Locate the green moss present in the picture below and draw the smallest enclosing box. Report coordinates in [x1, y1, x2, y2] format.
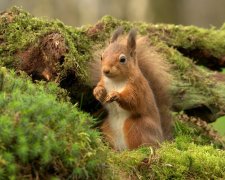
[157, 42, 224, 118]
[104, 112, 225, 179]
[0, 7, 91, 81]
[143, 114, 225, 179]
[104, 118, 225, 179]
[1, 66, 225, 179]
[107, 147, 153, 178]
[0, 67, 107, 179]
[1, 8, 225, 179]
[151, 142, 225, 179]
[212, 116, 225, 136]
[0, 7, 55, 56]
[145, 24, 225, 58]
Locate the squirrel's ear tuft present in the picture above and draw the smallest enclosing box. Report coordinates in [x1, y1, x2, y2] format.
[127, 29, 137, 57]
[111, 26, 124, 43]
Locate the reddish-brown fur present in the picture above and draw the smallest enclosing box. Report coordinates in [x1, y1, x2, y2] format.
[93, 28, 169, 150]
[124, 115, 162, 149]
[136, 38, 173, 140]
[89, 31, 172, 142]
[100, 65, 163, 149]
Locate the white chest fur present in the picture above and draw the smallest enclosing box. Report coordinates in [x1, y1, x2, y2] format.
[104, 77, 130, 150]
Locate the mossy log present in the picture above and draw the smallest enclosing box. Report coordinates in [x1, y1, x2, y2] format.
[1, 7, 225, 121]
[1, 7, 225, 179]
[1, 7, 225, 123]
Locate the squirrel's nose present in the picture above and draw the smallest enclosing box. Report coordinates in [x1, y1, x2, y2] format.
[103, 68, 110, 75]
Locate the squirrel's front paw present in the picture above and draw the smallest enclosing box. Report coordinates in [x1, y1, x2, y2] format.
[93, 85, 107, 103]
[105, 91, 120, 103]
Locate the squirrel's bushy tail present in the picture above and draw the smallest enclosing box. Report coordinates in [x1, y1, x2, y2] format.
[136, 37, 173, 140]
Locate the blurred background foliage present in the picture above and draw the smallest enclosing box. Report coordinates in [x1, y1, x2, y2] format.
[1, 0, 225, 28]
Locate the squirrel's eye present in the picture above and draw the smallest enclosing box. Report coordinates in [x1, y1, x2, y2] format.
[100, 55, 103, 61]
[119, 54, 127, 64]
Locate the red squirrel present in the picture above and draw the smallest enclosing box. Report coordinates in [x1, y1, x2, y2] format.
[93, 28, 172, 150]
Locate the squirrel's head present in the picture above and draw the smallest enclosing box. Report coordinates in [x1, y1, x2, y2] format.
[101, 27, 137, 80]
